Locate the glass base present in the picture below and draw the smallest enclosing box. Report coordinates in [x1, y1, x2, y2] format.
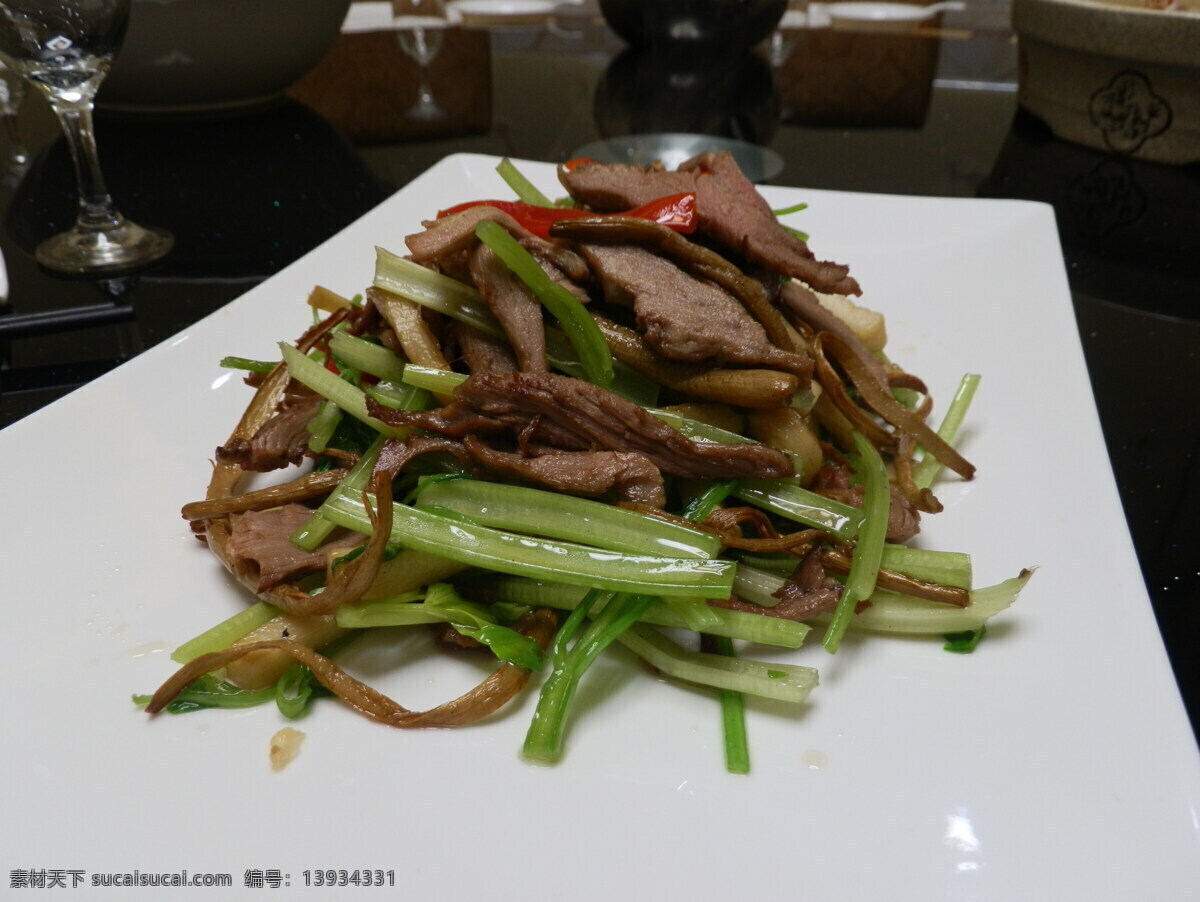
[35, 218, 174, 275]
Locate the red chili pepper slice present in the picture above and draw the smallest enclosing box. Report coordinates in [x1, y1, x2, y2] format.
[437, 193, 698, 240]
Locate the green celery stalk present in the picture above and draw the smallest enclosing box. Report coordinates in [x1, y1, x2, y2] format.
[364, 379, 431, 411]
[171, 601, 281, 663]
[617, 624, 817, 704]
[648, 409, 754, 446]
[290, 434, 386, 552]
[328, 331, 409, 384]
[279, 342, 409, 438]
[714, 635, 750, 775]
[305, 399, 342, 453]
[474, 219, 613, 388]
[823, 571, 1032, 634]
[822, 432, 890, 652]
[321, 490, 736, 599]
[413, 478, 721, 560]
[220, 355, 277, 374]
[402, 364, 467, 395]
[737, 546, 972, 590]
[274, 664, 327, 719]
[913, 373, 981, 489]
[736, 479, 863, 541]
[374, 248, 502, 336]
[943, 626, 987, 653]
[877, 545, 972, 590]
[336, 587, 543, 670]
[660, 596, 723, 631]
[333, 591, 437, 628]
[424, 583, 543, 670]
[522, 593, 654, 765]
[737, 565, 1031, 635]
[133, 675, 276, 713]
[486, 576, 809, 648]
[680, 479, 741, 522]
[496, 156, 556, 207]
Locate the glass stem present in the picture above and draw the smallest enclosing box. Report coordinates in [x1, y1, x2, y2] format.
[50, 99, 124, 232]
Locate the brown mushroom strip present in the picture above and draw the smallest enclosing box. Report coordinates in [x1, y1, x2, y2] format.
[146, 609, 559, 727]
[814, 331, 976, 480]
[892, 434, 944, 515]
[551, 216, 805, 359]
[181, 468, 349, 521]
[302, 473, 396, 614]
[591, 312, 800, 408]
[779, 280, 889, 386]
[700, 506, 826, 554]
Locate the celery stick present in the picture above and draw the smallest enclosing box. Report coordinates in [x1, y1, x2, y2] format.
[364, 380, 431, 411]
[374, 248, 502, 336]
[736, 479, 862, 541]
[322, 490, 736, 598]
[171, 601, 281, 663]
[648, 409, 754, 446]
[336, 587, 543, 669]
[822, 432, 889, 653]
[280, 342, 409, 438]
[414, 478, 721, 560]
[328, 331, 409, 384]
[496, 156, 556, 207]
[714, 635, 750, 775]
[290, 435, 385, 552]
[618, 624, 817, 703]
[551, 589, 604, 664]
[878, 545, 972, 590]
[523, 593, 654, 765]
[821, 570, 1032, 634]
[738, 546, 972, 590]
[680, 479, 740, 522]
[133, 675, 277, 713]
[661, 596, 723, 631]
[475, 219, 613, 388]
[487, 576, 809, 648]
[732, 563, 789, 608]
[220, 355, 277, 374]
[913, 373, 981, 489]
[402, 364, 467, 395]
[738, 564, 1031, 634]
[544, 329, 661, 407]
[305, 399, 342, 453]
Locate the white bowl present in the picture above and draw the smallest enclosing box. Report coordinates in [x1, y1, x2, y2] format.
[99, 0, 352, 114]
[825, 1, 963, 30]
[1013, 0, 1200, 164]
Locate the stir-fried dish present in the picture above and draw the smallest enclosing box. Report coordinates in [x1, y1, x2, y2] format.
[140, 154, 1030, 771]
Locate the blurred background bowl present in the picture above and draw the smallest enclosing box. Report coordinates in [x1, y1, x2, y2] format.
[1012, 0, 1200, 164]
[98, 0, 352, 115]
[598, 0, 787, 52]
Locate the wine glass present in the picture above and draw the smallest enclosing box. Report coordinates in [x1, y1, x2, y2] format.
[0, 0, 172, 274]
[393, 0, 449, 121]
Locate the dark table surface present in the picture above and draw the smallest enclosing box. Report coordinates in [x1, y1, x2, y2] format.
[1, 7, 1196, 742]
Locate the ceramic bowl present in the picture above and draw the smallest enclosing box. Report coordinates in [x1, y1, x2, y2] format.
[1012, 0, 1200, 164]
[598, 0, 788, 51]
[99, 0, 352, 114]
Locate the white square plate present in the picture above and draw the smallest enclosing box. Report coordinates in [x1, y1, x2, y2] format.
[2, 154, 1197, 899]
